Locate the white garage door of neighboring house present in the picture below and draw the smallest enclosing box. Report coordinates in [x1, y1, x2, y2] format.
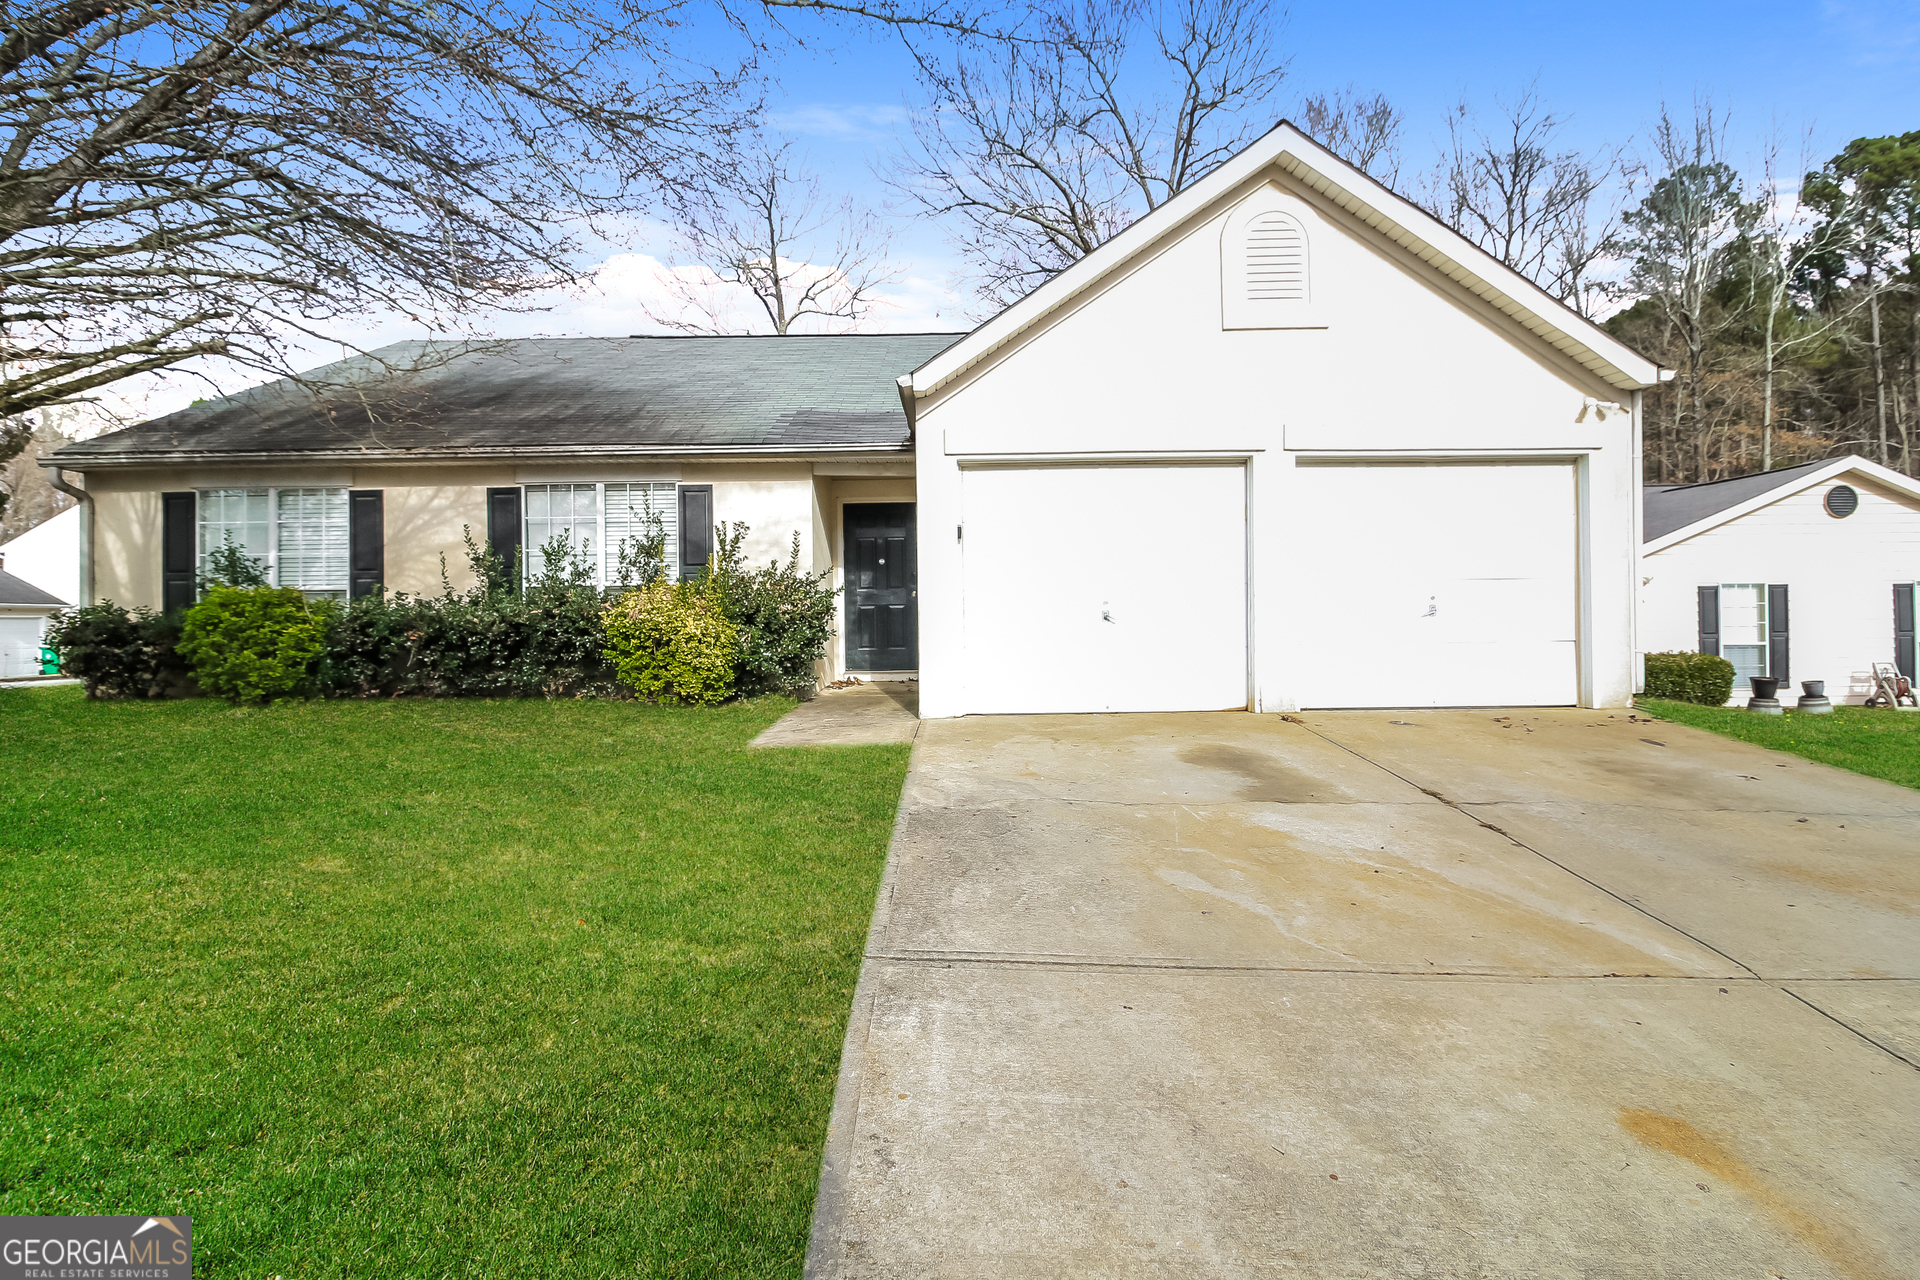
[0, 616, 46, 679]
[1291, 461, 1579, 708]
[962, 464, 1248, 714]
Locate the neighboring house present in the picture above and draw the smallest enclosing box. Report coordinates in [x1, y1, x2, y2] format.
[45, 123, 1663, 713]
[0, 505, 81, 608]
[1642, 455, 1920, 704]
[0, 563, 65, 679]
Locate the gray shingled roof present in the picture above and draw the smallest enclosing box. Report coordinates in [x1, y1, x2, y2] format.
[1643, 459, 1836, 541]
[0, 566, 66, 607]
[53, 334, 965, 464]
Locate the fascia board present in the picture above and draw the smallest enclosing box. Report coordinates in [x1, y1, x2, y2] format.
[907, 123, 1662, 398]
[1643, 456, 1920, 554]
[40, 442, 914, 470]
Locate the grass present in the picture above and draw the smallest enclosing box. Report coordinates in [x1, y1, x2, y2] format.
[0, 686, 910, 1277]
[1637, 697, 1920, 791]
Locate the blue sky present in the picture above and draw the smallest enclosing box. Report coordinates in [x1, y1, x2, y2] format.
[751, 0, 1920, 303]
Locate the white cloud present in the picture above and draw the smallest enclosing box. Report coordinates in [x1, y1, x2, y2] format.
[766, 102, 913, 140]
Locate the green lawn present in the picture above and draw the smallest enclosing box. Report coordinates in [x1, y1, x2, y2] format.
[0, 687, 909, 1277]
[1637, 697, 1920, 791]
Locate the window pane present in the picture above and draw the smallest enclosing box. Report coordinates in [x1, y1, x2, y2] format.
[1718, 583, 1767, 645]
[277, 488, 349, 599]
[523, 484, 598, 580]
[197, 488, 270, 586]
[1725, 644, 1769, 688]
[603, 482, 678, 585]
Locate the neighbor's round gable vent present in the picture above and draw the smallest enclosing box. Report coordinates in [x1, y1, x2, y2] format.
[1825, 484, 1859, 518]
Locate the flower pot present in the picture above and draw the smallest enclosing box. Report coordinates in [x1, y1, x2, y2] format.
[1749, 676, 1780, 700]
[1800, 680, 1825, 698]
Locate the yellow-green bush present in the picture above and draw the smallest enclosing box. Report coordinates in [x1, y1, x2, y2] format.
[602, 580, 738, 706]
[1643, 650, 1737, 705]
[178, 585, 326, 704]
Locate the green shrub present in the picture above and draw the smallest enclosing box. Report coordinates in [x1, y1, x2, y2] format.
[708, 524, 839, 697]
[1644, 651, 1736, 705]
[178, 585, 327, 704]
[44, 603, 189, 699]
[602, 580, 739, 706]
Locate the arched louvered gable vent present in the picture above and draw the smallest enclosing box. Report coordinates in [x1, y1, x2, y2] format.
[1825, 484, 1859, 518]
[1221, 194, 1323, 330]
[1245, 211, 1307, 302]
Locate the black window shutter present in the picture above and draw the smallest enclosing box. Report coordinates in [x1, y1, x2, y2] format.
[678, 485, 713, 580]
[1897, 584, 1917, 681]
[348, 490, 384, 599]
[161, 491, 196, 613]
[1767, 584, 1789, 683]
[1697, 585, 1720, 656]
[486, 487, 522, 588]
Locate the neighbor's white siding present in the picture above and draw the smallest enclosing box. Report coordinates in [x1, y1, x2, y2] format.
[914, 171, 1642, 716]
[1643, 475, 1920, 703]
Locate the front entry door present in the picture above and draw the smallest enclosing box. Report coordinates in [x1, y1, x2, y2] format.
[844, 503, 917, 671]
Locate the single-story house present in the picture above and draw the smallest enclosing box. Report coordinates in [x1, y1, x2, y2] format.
[1642, 455, 1920, 703]
[45, 122, 1663, 714]
[0, 561, 65, 679]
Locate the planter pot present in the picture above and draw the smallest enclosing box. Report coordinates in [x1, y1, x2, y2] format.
[1800, 680, 1825, 698]
[1797, 679, 1833, 714]
[1750, 676, 1781, 700]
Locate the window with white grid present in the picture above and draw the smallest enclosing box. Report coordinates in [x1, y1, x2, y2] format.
[1719, 583, 1769, 686]
[603, 482, 678, 585]
[197, 487, 348, 599]
[197, 489, 270, 581]
[523, 484, 600, 581]
[276, 488, 350, 599]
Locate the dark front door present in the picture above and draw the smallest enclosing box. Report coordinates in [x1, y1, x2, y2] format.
[844, 503, 917, 671]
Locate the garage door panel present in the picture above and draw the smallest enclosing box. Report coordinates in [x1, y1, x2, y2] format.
[1293, 462, 1578, 709]
[962, 465, 1247, 714]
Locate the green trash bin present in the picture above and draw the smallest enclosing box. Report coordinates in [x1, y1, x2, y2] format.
[39, 645, 60, 676]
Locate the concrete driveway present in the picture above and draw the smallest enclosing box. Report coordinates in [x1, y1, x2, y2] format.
[806, 709, 1920, 1279]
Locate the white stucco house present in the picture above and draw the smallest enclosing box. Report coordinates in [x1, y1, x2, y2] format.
[1642, 455, 1920, 703]
[44, 122, 1663, 714]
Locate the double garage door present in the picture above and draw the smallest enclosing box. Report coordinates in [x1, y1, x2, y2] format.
[959, 460, 1578, 712]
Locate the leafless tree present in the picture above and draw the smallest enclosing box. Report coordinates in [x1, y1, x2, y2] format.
[1298, 86, 1403, 186]
[648, 141, 900, 333]
[1429, 84, 1621, 315]
[890, 0, 1290, 308]
[0, 0, 775, 429]
[1616, 101, 1765, 481]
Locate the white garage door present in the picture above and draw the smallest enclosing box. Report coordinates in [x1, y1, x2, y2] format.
[962, 464, 1247, 713]
[1, 616, 46, 679]
[1291, 461, 1578, 708]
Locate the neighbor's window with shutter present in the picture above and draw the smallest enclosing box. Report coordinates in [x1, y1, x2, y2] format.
[196, 487, 349, 599]
[603, 482, 678, 585]
[1719, 583, 1769, 686]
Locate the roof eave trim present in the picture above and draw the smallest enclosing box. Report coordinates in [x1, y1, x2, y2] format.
[1644, 455, 1920, 552]
[907, 123, 1661, 398]
[42, 442, 916, 469]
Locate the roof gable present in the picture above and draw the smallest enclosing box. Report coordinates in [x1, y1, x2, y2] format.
[903, 122, 1663, 400]
[1644, 455, 1920, 550]
[0, 566, 65, 607]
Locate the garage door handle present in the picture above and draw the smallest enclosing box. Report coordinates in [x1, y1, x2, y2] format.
[1102, 605, 1114, 623]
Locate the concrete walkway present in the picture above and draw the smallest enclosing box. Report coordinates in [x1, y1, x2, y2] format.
[808, 709, 1920, 1279]
[750, 682, 920, 748]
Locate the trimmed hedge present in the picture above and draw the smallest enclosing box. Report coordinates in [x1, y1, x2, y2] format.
[603, 580, 739, 705]
[43, 604, 189, 699]
[1644, 651, 1736, 705]
[179, 585, 327, 704]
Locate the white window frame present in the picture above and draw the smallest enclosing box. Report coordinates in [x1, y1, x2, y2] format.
[196, 487, 350, 600]
[1719, 582, 1769, 686]
[521, 482, 680, 587]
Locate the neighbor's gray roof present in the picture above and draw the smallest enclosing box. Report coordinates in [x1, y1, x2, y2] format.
[0, 566, 65, 607]
[53, 334, 965, 465]
[1643, 460, 1836, 541]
